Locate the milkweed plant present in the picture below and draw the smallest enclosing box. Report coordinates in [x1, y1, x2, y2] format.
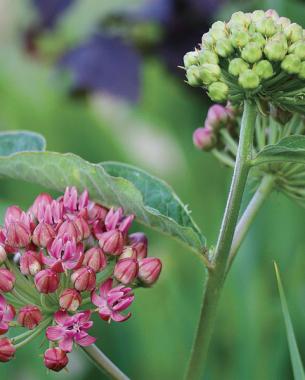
[0, 9, 305, 380]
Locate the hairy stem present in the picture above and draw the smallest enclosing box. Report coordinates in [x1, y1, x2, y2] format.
[81, 345, 130, 380]
[226, 175, 275, 273]
[185, 100, 257, 380]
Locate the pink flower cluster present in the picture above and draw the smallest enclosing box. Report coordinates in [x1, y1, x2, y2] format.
[0, 187, 162, 371]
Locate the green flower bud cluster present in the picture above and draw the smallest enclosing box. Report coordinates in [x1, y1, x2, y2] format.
[183, 9, 305, 108]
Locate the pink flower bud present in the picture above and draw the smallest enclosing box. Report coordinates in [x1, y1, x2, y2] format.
[59, 288, 82, 311]
[20, 250, 43, 276]
[119, 215, 135, 235]
[17, 305, 42, 330]
[6, 222, 31, 248]
[34, 269, 59, 293]
[99, 230, 124, 255]
[83, 247, 107, 272]
[193, 127, 216, 151]
[4, 206, 23, 228]
[87, 203, 108, 223]
[30, 193, 53, 219]
[129, 232, 148, 259]
[105, 208, 123, 231]
[57, 220, 82, 242]
[119, 246, 137, 260]
[206, 104, 229, 130]
[114, 258, 138, 285]
[73, 217, 90, 240]
[0, 269, 15, 292]
[71, 266, 96, 291]
[0, 338, 15, 362]
[138, 257, 162, 285]
[44, 348, 69, 372]
[0, 246, 7, 264]
[32, 222, 55, 247]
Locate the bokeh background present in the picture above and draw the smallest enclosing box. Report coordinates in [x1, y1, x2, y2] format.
[0, 0, 304, 379]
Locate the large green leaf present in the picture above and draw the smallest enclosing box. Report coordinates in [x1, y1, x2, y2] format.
[274, 262, 305, 380]
[252, 136, 305, 166]
[0, 147, 205, 254]
[0, 131, 46, 156]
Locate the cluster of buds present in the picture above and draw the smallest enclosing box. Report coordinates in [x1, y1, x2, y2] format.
[184, 10, 305, 111]
[193, 103, 239, 151]
[0, 187, 162, 371]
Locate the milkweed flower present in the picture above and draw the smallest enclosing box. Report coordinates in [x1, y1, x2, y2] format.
[0, 186, 162, 371]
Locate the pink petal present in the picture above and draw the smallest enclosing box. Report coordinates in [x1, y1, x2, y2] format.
[75, 331, 96, 347]
[99, 279, 113, 298]
[77, 310, 91, 324]
[112, 296, 134, 312]
[46, 326, 65, 341]
[111, 311, 131, 322]
[59, 336, 74, 352]
[0, 295, 6, 310]
[91, 292, 104, 307]
[54, 310, 69, 326]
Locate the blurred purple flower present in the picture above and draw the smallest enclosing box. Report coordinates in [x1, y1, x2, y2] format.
[58, 34, 141, 102]
[32, 0, 75, 29]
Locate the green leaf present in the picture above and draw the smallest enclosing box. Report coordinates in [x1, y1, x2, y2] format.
[252, 136, 305, 166]
[0, 152, 205, 254]
[274, 262, 305, 380]
[0, 131, 46, 156]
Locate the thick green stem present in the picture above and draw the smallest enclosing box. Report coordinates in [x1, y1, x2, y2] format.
[185, 100, 257, 380]
[81, 345, 130, 380]
[226, 175, 275, 273]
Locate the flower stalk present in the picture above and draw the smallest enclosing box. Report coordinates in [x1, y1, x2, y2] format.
[185, 100, 257, 379]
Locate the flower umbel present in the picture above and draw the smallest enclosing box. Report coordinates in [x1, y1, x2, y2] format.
[0, 187, 162, 371]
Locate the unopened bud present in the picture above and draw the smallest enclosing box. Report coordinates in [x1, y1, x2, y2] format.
[186, 66, 201, 87]
[281, 54, 302, 74]
[0, 246, 7, 265]
[183, 51, 199, 68]
[253, 60, 274, 79]
[59, 288, 82, 311]
[119, 246, 137, 260]
[255, 17, 278, 37]
[0, 269, 15, 292]
[32, 222, 55, 247]
[71, 266, 96, 291]
[230, 30, 249, 48]
[238, 69, 260, 89]
[199, 63, 221, 85]
[249, 32, 266, 48]
[17, 305, 42, 329]
[138, 257, 162, 285]
[208, 82, 229, 102]
[198, 50, 219, 65]
[285, 23, 303, 43]
[241, 42, 262, 63]
[0, 338, 15, 362]
[20, 250, 42, 276]
[6, 222, 30, 248]
[264, 39, 287, 61]
[228, 58, 249, 77]
[193, 127, 216, 151]
[289, 41, 305, 60]
[99, 230, 124, 256]
[83, 247, 107, 272]
[215, 38, 234, 58]
[129, 232, 148, 259]
[114, 258, 139, 285]
[34, 269, 59, 294]
[44, 348, 69, 372]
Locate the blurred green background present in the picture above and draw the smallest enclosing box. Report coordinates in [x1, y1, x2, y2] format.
[0, 0, 305, 379]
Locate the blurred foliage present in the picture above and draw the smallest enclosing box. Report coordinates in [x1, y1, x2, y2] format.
[0, 0, 305, 379]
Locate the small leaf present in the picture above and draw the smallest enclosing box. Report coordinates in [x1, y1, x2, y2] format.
[252, 136, 305, 166]
[274, 262, 305, 380]
[0, 131, 46, 156]
[0, 152, 205, 255]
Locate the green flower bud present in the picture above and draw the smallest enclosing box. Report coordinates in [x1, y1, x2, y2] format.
[215, 38, 234, 58]
[252, 10, 265, 23]
[198, 50, 219, 65]
[264, 39, 287, 61]
[281, 54, 302, 74]
[278, 17, 291, 29]
[201, 33, 214, 48]
[255, 17, 278, 37]
[199, 63, 221, 85]
[253, 60, 274, 79]
[289, 41, 305, 60]
[285, 23, 303, 43]
[238, 69, 260, 89]
[228, 58, 249, 76]
[183, 51, 199, 68]
[241, 42, 262, 63]
[230, 30, 249, 48]
[208, 82, 229, 102]
[210, 21, 227, 40]
[230, 11, 251, 27]
[249, 32, 266, 48]
[298, 62, 305, 79]
[186, 66, 201, 86]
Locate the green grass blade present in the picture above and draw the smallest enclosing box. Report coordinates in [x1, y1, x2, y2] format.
[274, 262, 305, 380]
